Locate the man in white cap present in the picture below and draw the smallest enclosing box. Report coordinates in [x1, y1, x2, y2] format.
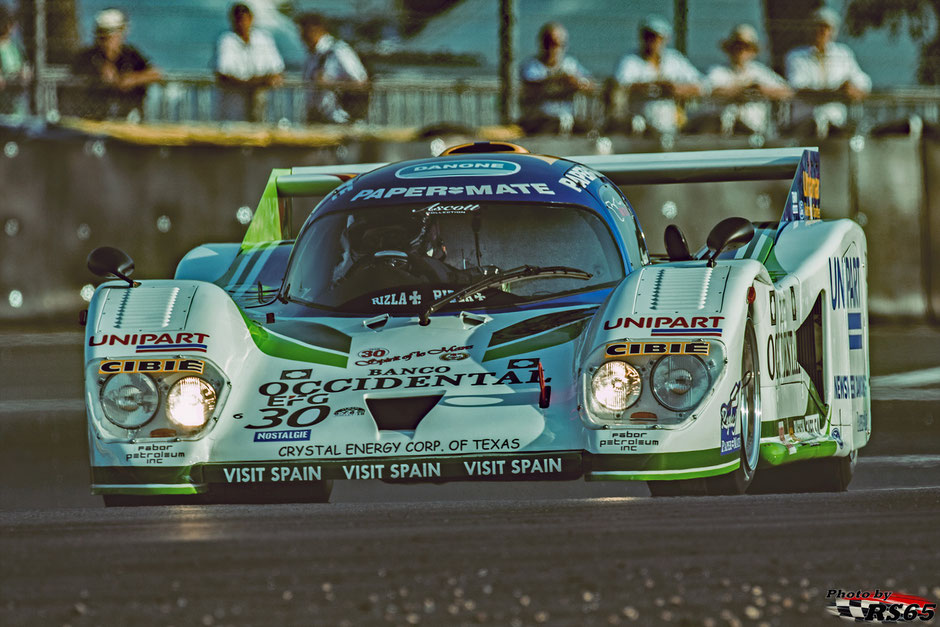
[702, 24, 792, 135]
[71, 8, 162, 120]
[785, 7, 870, 135]
[614, 14, 703, 134]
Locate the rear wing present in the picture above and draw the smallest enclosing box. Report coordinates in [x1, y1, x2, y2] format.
[243, 147, 820, 248]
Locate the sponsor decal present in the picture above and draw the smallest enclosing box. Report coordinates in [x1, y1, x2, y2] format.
[125, 443, 184, 465]
[418, 202, 480, 215]
[98, 358, 204, 375]
[431, 288, 485, 302]
[333, 407, 365, 416]
[350, 183, 554, 201]
[558, 165, 600, 192]
[371, 290, 422, 306]
[355, 345, 473, 367]
[395, 160, 521, 179]
[766, 328, 799, 380]
[829, 256, 862, 310]
[831, 427, 844, 450]
[599, 431, 661, 452]
[825, 589, 935, 623]
[803, 171, 820, 219]
[605, 341, 708, 357]
[720, 381, 742, 455]
[217, 453, 573, 482]
[439, 352, 469, 361]
[599, 184, 630, 221]
[833, 374, 868, 400]
[507, 358, 540, 369]
[857, 411, 869, 432]
[253, 429, 312, 443]
[603, 316, 723, 336]
[88, 332, 209, 353]
[769, 291, 777, 326]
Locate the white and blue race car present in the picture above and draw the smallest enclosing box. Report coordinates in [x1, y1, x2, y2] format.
[83, 142, 870, 504]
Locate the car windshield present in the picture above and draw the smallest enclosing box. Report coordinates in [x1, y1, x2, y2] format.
[284, 202, 626, 314]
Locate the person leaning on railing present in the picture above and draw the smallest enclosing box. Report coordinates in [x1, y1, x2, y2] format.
[517, 21, 595, 135]
[296, 12, 369, 125]
[689, 24, 792, 136]
[69, 9, 162, 122]
[214, 2, 284, 123]
[612, 14, 704, 135]
[785, 7, 871, 137]
[0, 4, 31, 116]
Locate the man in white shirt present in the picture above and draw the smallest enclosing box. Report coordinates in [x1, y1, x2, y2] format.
[297, 13, 369, 124]
[215, 2, 284, 122]
[518, 22, 594, 134]
[702, 24, 792, 135]
[785, 7, 871, 136]
[614, 15, 703, 134]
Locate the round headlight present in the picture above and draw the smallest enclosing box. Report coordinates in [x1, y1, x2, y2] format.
[591, 360, 642, 412]
[166, 377, 217, 429]
[651, 355, 711, 411]
[100, 373, 159, 429]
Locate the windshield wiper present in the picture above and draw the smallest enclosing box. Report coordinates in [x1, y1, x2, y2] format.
[418, 265, 592, 326]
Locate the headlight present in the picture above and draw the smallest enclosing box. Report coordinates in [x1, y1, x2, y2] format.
[591, 360, 641, 412]
[651, 355, 711, 411]
[166, 377, 217, 429]
[100, 373, 159, 429]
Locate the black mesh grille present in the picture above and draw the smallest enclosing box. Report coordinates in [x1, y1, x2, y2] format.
[366, 395, 443, 431]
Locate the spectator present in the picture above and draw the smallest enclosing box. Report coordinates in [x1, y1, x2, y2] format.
[0, 4, 30, 116]
[700, 24, 792, 135]
[215, 2, 284, 122]
[518, 22, 594, 134]
[297, 12, 369, 125]
[614, 15, 703, 134]
[71, 9, 161, 121]
[785, 7, 871, 136]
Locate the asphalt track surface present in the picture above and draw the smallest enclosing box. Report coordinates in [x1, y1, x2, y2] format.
[1, 325, 939, 626]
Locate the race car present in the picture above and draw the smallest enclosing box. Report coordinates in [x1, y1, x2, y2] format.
[83, 141, 870, 504]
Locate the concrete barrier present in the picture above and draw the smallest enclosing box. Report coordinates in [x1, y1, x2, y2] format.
[0, 123, 935, 322]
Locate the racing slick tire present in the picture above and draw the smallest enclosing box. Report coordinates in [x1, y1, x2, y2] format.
[705, 318, 761, 495]
[649, 318, 761, 497]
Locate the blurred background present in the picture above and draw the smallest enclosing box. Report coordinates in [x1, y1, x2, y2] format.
[0, 0, 937, 324]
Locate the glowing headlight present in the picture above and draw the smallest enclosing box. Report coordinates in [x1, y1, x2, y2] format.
[651, 355, 711, 411]
[100, 373, 159, 429]
[591, 361, 641, 412]
[166, 377, 217, 429]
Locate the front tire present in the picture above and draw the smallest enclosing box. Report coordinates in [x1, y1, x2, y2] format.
[706, 318, 761, 495]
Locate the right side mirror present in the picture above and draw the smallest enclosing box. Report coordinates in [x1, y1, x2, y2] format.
[705, 218, 754, 267]
[87, 246, 137, 287]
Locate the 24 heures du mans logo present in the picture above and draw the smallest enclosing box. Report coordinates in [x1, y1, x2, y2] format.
[826, 589, 936, 622]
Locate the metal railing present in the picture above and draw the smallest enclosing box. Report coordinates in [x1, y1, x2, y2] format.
[20, 67, 940, 132]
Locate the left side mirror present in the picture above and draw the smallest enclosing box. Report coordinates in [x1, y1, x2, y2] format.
[87, 246, 138, 287]
[705, 218, 754, 267]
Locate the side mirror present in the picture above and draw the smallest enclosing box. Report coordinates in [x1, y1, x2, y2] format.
[664, 224, 692, 261]
[705, 218, 754, 267]
[87, 246, 138, 287]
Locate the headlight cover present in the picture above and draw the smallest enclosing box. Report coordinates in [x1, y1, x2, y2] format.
[590, 360, 642, 413]
[651, 355, 711, 412]
[100, 373, 160, 429]
[166, 376, 217, 430]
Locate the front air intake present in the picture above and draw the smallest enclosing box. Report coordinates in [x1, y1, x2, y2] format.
[366, 395, 443, 431]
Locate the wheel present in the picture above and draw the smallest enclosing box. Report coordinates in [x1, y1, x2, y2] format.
[749, 450, 856, 493]
[706, 317, 761, 495]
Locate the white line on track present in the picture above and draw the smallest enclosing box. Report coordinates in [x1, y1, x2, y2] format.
[0, 399, 86, 413]
[868, 388, 940, 401]
[0, 332, 83, 348]
[859, 455, 940, 467]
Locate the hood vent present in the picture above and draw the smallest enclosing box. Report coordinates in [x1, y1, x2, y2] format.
[636, 267, 728, 311]
[98, 285, 196, 331]
[367, 395, 443, 431]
